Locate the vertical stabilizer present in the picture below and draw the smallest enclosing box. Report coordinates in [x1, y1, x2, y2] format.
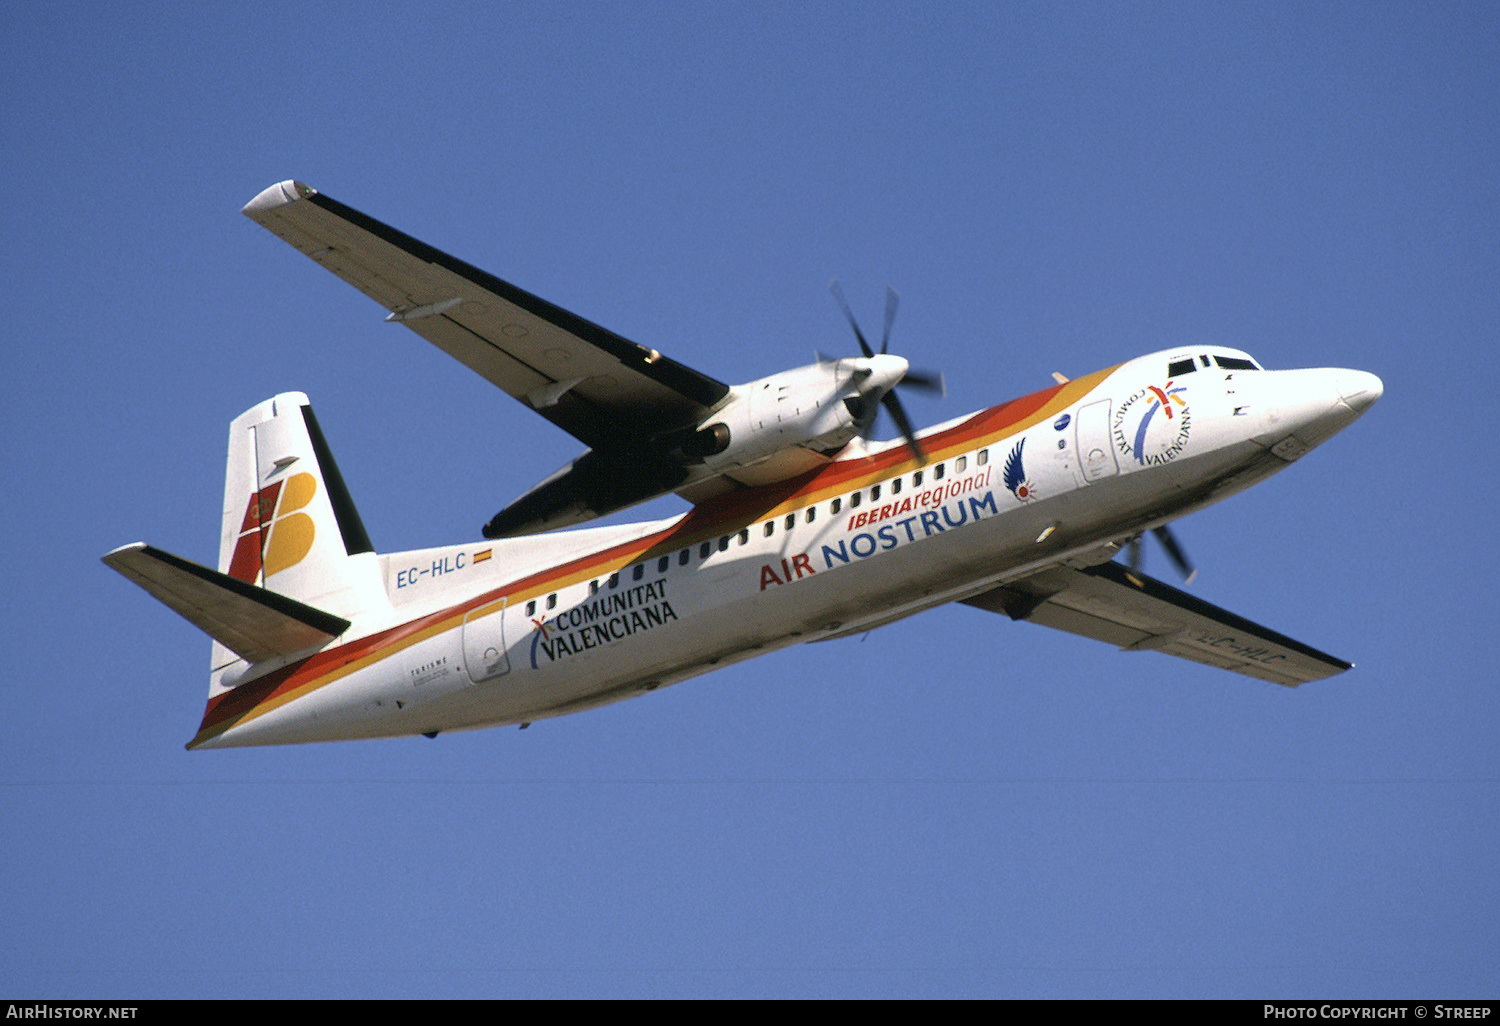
[215, 394, 385, 677]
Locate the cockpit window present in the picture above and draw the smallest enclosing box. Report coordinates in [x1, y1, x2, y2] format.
[1168, 358, 1196, 376]
[1213, 356, 1260, 370]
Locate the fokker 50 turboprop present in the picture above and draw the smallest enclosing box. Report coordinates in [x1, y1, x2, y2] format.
[103, 180, 1382, 748]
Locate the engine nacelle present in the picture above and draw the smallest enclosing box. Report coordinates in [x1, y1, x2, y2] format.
[485, 354, 912, 537]
[695, 361, 863, 472]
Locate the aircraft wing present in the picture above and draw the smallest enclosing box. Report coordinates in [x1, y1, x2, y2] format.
[242, 181, 731, 453]
[963, 559, 1351, 686]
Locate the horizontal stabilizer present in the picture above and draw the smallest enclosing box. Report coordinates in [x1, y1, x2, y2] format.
[963, 559, 1351, 686]
[102, 543, 350, 664]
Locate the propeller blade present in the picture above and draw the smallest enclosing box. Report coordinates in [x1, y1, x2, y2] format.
[899, 368, 946, 396]
[828, 280, 942, 464]
[828, 279, 875, 359]
[881, 285, 899, 355]
[880, 391, 925, 465]
[1152, 526, 1197, 584]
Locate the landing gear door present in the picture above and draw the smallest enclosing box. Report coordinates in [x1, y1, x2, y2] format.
[1075, 399, 1119, 482]
[463, 598, 511, 683]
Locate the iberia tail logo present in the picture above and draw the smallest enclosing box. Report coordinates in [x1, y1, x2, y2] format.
[227, 472, 318, 582]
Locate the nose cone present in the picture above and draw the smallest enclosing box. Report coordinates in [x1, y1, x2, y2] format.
[1337, 369, 1383, 415]
[1257, 366, 1382, 458]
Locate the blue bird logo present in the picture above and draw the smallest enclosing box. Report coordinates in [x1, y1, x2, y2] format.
[1003, 439, 1034, 500]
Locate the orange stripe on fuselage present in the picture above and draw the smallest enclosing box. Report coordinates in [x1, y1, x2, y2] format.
[190, 368, 1115, 745]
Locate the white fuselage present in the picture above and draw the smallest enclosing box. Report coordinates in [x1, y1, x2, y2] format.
[190, 348, 1380, 748]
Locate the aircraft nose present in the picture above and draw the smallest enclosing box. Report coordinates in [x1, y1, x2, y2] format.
[1254, 366, 1381, 459]
[1337, 369, 1383, 415]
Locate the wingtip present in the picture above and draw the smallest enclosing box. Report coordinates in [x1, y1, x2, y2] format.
[242, 179, 315, 218]
[101, 541, 148, 565]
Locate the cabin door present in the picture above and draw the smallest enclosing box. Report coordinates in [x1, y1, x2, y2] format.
[1075, 399, 1119, 482]
[462, 598, 512, 683]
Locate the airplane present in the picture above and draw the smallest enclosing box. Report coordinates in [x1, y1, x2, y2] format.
[102, 180, 1383, 749]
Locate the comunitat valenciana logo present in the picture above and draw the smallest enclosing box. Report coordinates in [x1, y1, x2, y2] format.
[1113, 380, 1190, 466]
[226, 472, 318, 582]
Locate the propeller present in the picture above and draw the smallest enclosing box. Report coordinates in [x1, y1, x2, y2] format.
[828, 280, 945, 463]
[1126, 526, 1198, 584]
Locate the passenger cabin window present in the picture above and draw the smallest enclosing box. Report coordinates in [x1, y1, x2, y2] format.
[934, 463, 945, 480]
[830, 497, 841, 514]
[678, 548, 691, 566]
[785, 514, 795, 530]
[547, 593, 557, 610]
[633, 563, 645, 581]
[892, 477, 902, 494]
[850, 491, 861, 508]
[589, 580, 599, 595]
[1168, 358, 1196, 376]
[870, 484, 881, 500]
[955, 455, 967, 473]
[738, 528, 749, 545]
[608, 572, 619, 589]
[658, 556, 670, 573]
[718, 535, 730, 552]
[805, 507, 816, 524]
[699, 542, 712, 560]
[977, 449, 988, 466]
[912, 470, 923, 486]
[525, 599, 536, 617]
[764, 520, 775, 538]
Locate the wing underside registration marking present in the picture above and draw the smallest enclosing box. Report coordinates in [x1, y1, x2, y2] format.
[964, 560, 1350, 686]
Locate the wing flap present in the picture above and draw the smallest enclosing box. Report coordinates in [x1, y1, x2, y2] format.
[102, 543, 350, 665]
[402, 312, 553, 399]
[963, 559, 1351, 686]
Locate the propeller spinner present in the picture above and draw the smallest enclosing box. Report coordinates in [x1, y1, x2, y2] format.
[828, 281, 945, 463]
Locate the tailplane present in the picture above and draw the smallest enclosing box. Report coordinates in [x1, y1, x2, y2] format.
[101, 543, 350, 664]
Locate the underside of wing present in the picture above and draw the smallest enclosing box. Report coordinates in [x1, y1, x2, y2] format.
[242, 181, 730, 452]
[102, 543, 349, 665]
[963, 559, 1351, 686]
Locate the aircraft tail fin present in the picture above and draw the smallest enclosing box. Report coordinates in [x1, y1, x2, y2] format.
[216, 393, 385, 618]
[104, 393, 387, 692]
[219, 393, 368, 572]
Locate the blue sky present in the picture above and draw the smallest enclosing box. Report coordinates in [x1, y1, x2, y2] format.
[4, 1, 1497, 998]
